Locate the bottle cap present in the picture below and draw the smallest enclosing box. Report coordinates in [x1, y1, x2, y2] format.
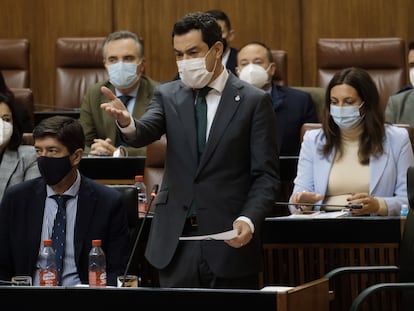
[92, 239, 102, 247]
[135, 175, 144, 182]
[43, 239, 53, 247]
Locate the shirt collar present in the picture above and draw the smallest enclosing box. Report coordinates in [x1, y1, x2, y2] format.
[46, 170, 81, 197]
[115, 85, 139, 98]
[207, 68, 229, 94]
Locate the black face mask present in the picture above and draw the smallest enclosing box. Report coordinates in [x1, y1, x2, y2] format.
[37, 156, 72, 186]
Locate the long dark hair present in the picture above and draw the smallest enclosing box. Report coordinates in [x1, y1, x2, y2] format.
[0, 93, 23, 150]
[321, 67, 385, 164]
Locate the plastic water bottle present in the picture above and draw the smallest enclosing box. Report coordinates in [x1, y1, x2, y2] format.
[134, 175, 147, 217]
[39, 239, 58, 286]
[400, 204, 409, 217]
[88, 239, 107, 287]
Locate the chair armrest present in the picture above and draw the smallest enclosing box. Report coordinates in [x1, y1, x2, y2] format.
[350, 282, 414, 311]
[324, 265, 399, 280]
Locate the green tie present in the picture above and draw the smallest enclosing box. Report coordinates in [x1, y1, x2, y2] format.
[195, 87, 212, 156]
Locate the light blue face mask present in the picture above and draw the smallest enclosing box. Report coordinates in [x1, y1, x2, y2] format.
[330, 102, 364, 129]
[107, 62, 139, 89]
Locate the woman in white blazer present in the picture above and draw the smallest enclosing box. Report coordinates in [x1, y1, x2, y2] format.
[289, 67, 414, 216]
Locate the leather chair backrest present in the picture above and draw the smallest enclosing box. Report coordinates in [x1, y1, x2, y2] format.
[107, 185, 138, 231]
[55, 37, 108, 110]
[317, 38, 406, 112]
[271, 50, 288, 86]
[0, 39, 30, 88]
[144, 134, 167, 210]
[11, 88, 34, 131]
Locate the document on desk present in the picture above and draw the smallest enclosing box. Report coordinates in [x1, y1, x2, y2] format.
[179, 229, 238, 241]
[275, 211, 349, 219]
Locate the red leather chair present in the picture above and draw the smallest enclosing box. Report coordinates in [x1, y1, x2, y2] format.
[317, 38, 406, 112]
[55, 37, 108, 110]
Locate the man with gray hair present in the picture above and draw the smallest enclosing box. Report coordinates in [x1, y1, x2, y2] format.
[80, 30, 159, 156]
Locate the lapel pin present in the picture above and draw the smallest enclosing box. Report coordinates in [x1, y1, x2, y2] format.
[235, 95, 240, 101]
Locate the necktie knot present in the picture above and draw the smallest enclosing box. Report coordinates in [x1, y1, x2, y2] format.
[197, 86, 212, 98]
[118, 95, 132, 106]
[50, 194, 73, 208]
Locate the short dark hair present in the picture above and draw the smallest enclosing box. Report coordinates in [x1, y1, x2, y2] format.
[409, 41, 414, 51]
[103, 30, 144, 59]
[0, 93, 23, 150]
[172, 12, 222, 49]
[205, 9, 232, 31]
[33, 116, 85, 154]
[239, 41, 274, 62]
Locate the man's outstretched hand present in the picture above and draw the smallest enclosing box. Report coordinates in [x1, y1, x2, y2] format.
[100, 86, 132, 128]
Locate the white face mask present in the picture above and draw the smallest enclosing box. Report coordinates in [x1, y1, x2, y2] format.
[0, 118, 13, 147]
[330, 103, 364, 130]
[238, 63, 270, 89]
[176, 48, 217, 89]
[107, 62, 139, 89]
[410, 67, 414, 87]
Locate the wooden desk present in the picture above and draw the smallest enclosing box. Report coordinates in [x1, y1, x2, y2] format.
[261, 216, 404, 311]
[0, 278, 330, 311]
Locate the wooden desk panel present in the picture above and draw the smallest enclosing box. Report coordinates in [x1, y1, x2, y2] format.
[261, 216, 403, 311]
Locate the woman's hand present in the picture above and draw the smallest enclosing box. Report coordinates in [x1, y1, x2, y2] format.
[290, 191, 324, 212]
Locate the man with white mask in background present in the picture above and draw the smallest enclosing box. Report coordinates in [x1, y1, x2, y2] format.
[237, 42, 317, 154]
[237, 42, 318, 202]
[79, 30, 159, 156]
[385, 41, 414, 127]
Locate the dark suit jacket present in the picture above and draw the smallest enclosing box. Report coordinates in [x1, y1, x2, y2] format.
[0, 175, 130, 286]
[79, 76, 159, 156]
[271, 83, 318, 157]
[225, 47, 238, 76]
[122, 73, 280, 278]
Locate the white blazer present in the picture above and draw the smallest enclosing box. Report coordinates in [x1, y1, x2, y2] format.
[290, 124, 414, 215]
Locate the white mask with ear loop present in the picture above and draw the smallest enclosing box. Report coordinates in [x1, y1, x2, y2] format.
[176, 48, 217, 89]
[238, 63, 271, 89]
[0, 118, 13, 146]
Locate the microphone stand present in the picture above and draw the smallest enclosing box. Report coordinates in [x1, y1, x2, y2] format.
[120, 184, 159, 287]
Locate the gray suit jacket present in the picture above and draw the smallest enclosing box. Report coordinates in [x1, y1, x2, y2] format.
[385, 89, 414, 127]
[0, 145, 40, 203]
[79, 76, 159, 156]
[122, 73, 280, 277]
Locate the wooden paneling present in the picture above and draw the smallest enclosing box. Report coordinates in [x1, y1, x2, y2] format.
[0, 0, 414, 108]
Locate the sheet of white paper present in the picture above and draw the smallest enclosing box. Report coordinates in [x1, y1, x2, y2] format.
[179, 229, 238, 241]
[273, 210, 349, 219]
[260, 286, 294, 292]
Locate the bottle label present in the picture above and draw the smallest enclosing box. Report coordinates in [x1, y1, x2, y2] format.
[40, 269, 57, 286]
[138, 201, 148, 217]
[89, 271, 107, 287]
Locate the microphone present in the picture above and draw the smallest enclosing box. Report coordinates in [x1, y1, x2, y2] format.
[120, 184, 159, 287]
[275, 202, 363, 210]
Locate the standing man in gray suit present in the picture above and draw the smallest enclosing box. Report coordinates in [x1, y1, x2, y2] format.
[101, 12, 279, 289]
[80, 30, 159, 156]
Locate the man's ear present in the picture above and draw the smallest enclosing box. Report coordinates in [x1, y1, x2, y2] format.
[71, 148, 84, 166]
[269, 62, 276, 77]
